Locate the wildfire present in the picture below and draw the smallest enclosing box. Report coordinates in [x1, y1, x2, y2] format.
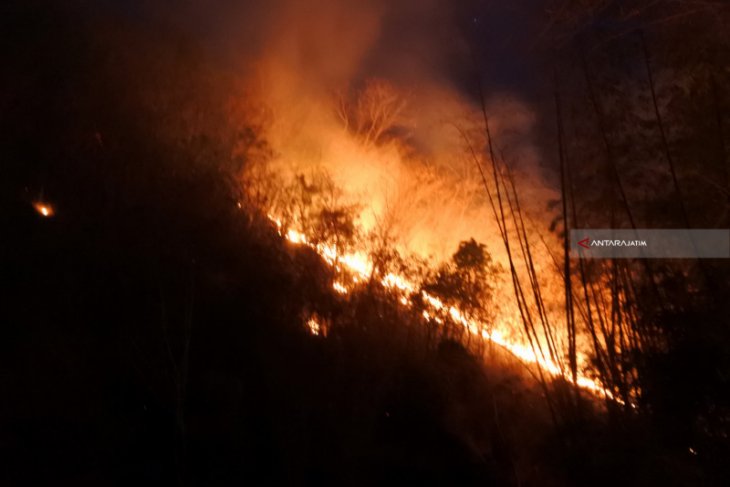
[271, 215, 617, 401]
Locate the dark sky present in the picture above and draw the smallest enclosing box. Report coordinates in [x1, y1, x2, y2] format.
[100, 0, 548, 103]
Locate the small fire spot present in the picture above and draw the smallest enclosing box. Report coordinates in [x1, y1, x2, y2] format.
[33, 202, 54, 218]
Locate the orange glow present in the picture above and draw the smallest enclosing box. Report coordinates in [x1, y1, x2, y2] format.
[332, 281, 348, 294]
[228, 0, 639, 406]
[33, 202, 54, 217]
[251, 72, 626, 401]
[306, 317, 322, 336]
[268, 212, 620, 402]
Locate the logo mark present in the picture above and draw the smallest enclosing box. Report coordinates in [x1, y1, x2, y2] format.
[578, 237, 590, 249]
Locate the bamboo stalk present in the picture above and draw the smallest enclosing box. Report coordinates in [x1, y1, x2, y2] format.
[555, 79, 578, 385]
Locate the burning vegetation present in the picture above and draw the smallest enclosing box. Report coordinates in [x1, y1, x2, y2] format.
[3, 0, 730, 486]
[33, 201, 54, 218]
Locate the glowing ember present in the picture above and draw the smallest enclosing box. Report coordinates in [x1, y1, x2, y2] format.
[33, 202, 54, 217]
[306, 318, 322, 336]
[332, 281, 348, 294]
[286, 228, 307, 244]
[382, 273, 413, 292]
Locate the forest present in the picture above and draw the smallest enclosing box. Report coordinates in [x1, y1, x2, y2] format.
[2, 0, 729, 485]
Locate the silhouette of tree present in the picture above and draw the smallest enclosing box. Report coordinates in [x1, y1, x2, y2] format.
[422, 239, 498, 337]
[337, 79, 407, 147]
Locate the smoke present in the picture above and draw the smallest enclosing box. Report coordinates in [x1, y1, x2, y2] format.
[183, 0, 553, 262]
[131, 0, 558, 290]
[97, 0, 572, 354]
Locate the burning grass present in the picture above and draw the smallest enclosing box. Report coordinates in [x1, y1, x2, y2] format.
[237, 77, 633, 404]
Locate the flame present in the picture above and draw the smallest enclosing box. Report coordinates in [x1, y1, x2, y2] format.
[230, 0, 630, 404]
[33, 202, 54, 217]
[307, 317, 322, 336]
[332, 281, 348, 294]
[271, 214, 617, 401]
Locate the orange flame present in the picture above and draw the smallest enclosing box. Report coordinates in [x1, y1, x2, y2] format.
[307, 317, 322, 336]
[270, 214, 619, 402]
[33, 202, 54, 218]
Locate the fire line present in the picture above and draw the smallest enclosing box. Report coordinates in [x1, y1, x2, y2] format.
[269, 215, 620, 403]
